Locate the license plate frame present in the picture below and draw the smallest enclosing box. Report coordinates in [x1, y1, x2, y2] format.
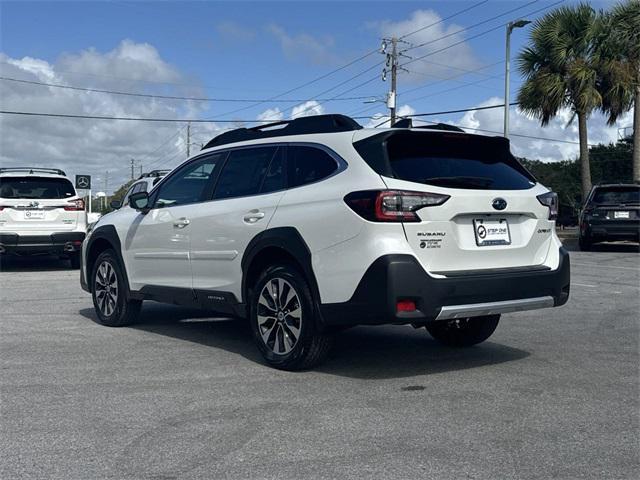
[473, 218, 511, 246]
[24, 209, 45, 220]
[614, 211, 630, 219]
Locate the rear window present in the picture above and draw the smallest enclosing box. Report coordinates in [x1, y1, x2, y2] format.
[355, 131, 536, 190]
[591, 186, 639, 205]
[0, 176, 76, 199]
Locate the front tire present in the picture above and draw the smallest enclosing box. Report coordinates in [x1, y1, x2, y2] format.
[426, 315, 500, 347]
[91, 249, 141, 327]
[249, 264, 332, 370]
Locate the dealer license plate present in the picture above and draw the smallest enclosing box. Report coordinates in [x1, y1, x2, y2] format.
[473, 218, 511, 246]
[614, 211, 630, 219]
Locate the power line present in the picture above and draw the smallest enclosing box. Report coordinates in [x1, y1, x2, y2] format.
[0, 107, 592, 147]
[0, 76, 375, 103]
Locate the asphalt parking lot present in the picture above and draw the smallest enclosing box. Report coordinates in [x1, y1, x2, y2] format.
[1, 242, 639, 480]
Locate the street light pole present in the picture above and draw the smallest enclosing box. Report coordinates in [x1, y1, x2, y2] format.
[504, 19, 531, 138]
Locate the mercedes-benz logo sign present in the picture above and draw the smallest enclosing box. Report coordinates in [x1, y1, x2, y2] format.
[77, 177, 90, 188]
[492, 198, 507, 210]
[477, 225, 487, 239]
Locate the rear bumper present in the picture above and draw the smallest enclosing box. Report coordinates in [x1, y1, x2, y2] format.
[0, 232, 85, 255]
[320, 247, 570, 327]
[583, 220, 640, 240]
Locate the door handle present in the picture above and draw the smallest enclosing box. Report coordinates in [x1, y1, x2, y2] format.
[173, 218, 190, 228]
[243, 210, 265, 224]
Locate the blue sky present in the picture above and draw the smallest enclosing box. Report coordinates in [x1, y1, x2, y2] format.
[0, 0, 628, 191]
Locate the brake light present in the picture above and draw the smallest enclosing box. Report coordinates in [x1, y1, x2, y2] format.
[537, 192, 558, 220]
[344, 190, 450, 222]
[64, 199, 85, 211]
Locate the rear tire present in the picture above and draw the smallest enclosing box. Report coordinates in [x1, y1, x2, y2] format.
[69, 253, 81, 269]
[426, 315, 500, 347]
[91, 249, 141, 327]
[578, 234, 592, 251]
[249, 264, 332, 370]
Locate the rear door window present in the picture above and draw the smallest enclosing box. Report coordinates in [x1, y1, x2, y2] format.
[213, 147, 278, 200]
[0, 177, 76, 199]
[288, 146, 338, 188]
[356, 132, 536, 190]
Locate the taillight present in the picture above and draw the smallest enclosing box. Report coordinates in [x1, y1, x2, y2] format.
[64, 199, 85, 211]
[537, 192, 558, 220]
[344, 190, 450, 222]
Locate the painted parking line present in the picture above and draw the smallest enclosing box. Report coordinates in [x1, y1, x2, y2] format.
[572, 283, 597, 288]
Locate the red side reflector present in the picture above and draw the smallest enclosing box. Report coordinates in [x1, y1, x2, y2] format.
[396, 300, 416, 312]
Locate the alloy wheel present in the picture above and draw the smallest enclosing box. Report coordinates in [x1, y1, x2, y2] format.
[95, 261, 118, 317]
[257, 278, 302, 355]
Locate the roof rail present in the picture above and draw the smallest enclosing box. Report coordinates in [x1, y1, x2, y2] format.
[202, 114, 362, 150]
[0, 167, 66, 176]
[390, 118, 465, 133]
[139, 169, 171, 179]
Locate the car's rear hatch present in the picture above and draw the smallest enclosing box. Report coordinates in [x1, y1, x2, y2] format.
[0, 176, 83, 233]
[587, 186, 640, 224]
[353, 129, 556, 274]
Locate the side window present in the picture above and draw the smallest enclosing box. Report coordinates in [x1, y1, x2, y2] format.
[154, 153, 224, 208]
[137, 182, 148, 193]
[288, 146, 338, 188]
[260, 147, 286, 194]
[213, 147, 277, 200]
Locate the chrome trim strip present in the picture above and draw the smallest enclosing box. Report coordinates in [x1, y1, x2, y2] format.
[436, 296, 555, 320]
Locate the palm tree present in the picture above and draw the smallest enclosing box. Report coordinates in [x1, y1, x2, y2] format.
[517, 3, 602, 200]
[596, 0, 640, 181]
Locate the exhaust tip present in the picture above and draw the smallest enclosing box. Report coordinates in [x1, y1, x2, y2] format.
[64, 243, 76, 252]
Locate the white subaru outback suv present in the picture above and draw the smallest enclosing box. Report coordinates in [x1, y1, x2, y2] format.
[1, 167, 87, 268]
[81, 115, 570, 370]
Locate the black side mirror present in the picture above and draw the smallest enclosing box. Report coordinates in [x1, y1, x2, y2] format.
[129, 191, 150, 213]
[110, 200, 122, 209]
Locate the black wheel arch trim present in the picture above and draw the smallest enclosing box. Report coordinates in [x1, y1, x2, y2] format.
[83, 225, 138, 299]
[241, 227, 320, 305]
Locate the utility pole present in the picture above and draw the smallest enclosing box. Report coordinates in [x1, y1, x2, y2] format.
[186, 122, 191, 158]
[139, 164, 143, 176]
[104, 171, 109, 210]
[504, 19, 531, 138]
[130, 159, 135, 180]
[380, 37, 409, 126]
[389, 37, 398, 125]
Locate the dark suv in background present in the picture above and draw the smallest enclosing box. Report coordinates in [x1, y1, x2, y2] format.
[579, 184, 640, 250]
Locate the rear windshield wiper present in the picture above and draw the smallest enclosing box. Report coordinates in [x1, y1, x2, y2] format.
[420, 176, 494, 188]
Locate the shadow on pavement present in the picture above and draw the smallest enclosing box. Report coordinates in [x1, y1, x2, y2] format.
[0, 254, 74, 272]
[562, 239, 640, 253]
[80, 303, 530, 379]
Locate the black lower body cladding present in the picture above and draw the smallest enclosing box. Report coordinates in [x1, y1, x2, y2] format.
[0, 231, 85, 255]
[320, 247, 570, 326]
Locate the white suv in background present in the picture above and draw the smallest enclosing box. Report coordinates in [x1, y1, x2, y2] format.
[81, 114, 570, 370]
[0, 167, 87, 268]
[110, 169, 170, 210]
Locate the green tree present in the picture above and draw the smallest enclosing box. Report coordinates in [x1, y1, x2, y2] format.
[595, 0, 640, 181]
[517, 3, 602, 200]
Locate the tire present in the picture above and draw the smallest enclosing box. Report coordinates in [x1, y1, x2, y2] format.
[578, 234, 592, 251]
[69, 252, 81, 269]
[426, 315, 500, 347]
[249, 264, 332, 370]
[91, 249, 141, 327]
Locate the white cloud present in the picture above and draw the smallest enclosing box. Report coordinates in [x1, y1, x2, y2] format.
[363, 104, 416, 128]
[0, 41, 225, 192]
[267, 24, 337, 65]
[452, 97, 630, 161]
[376, 10, 481, 85]
[257, 107, 284, 124]
[291, 100, 324, 119]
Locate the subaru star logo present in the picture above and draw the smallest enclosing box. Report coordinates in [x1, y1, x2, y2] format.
[492, 198, 507, 210]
